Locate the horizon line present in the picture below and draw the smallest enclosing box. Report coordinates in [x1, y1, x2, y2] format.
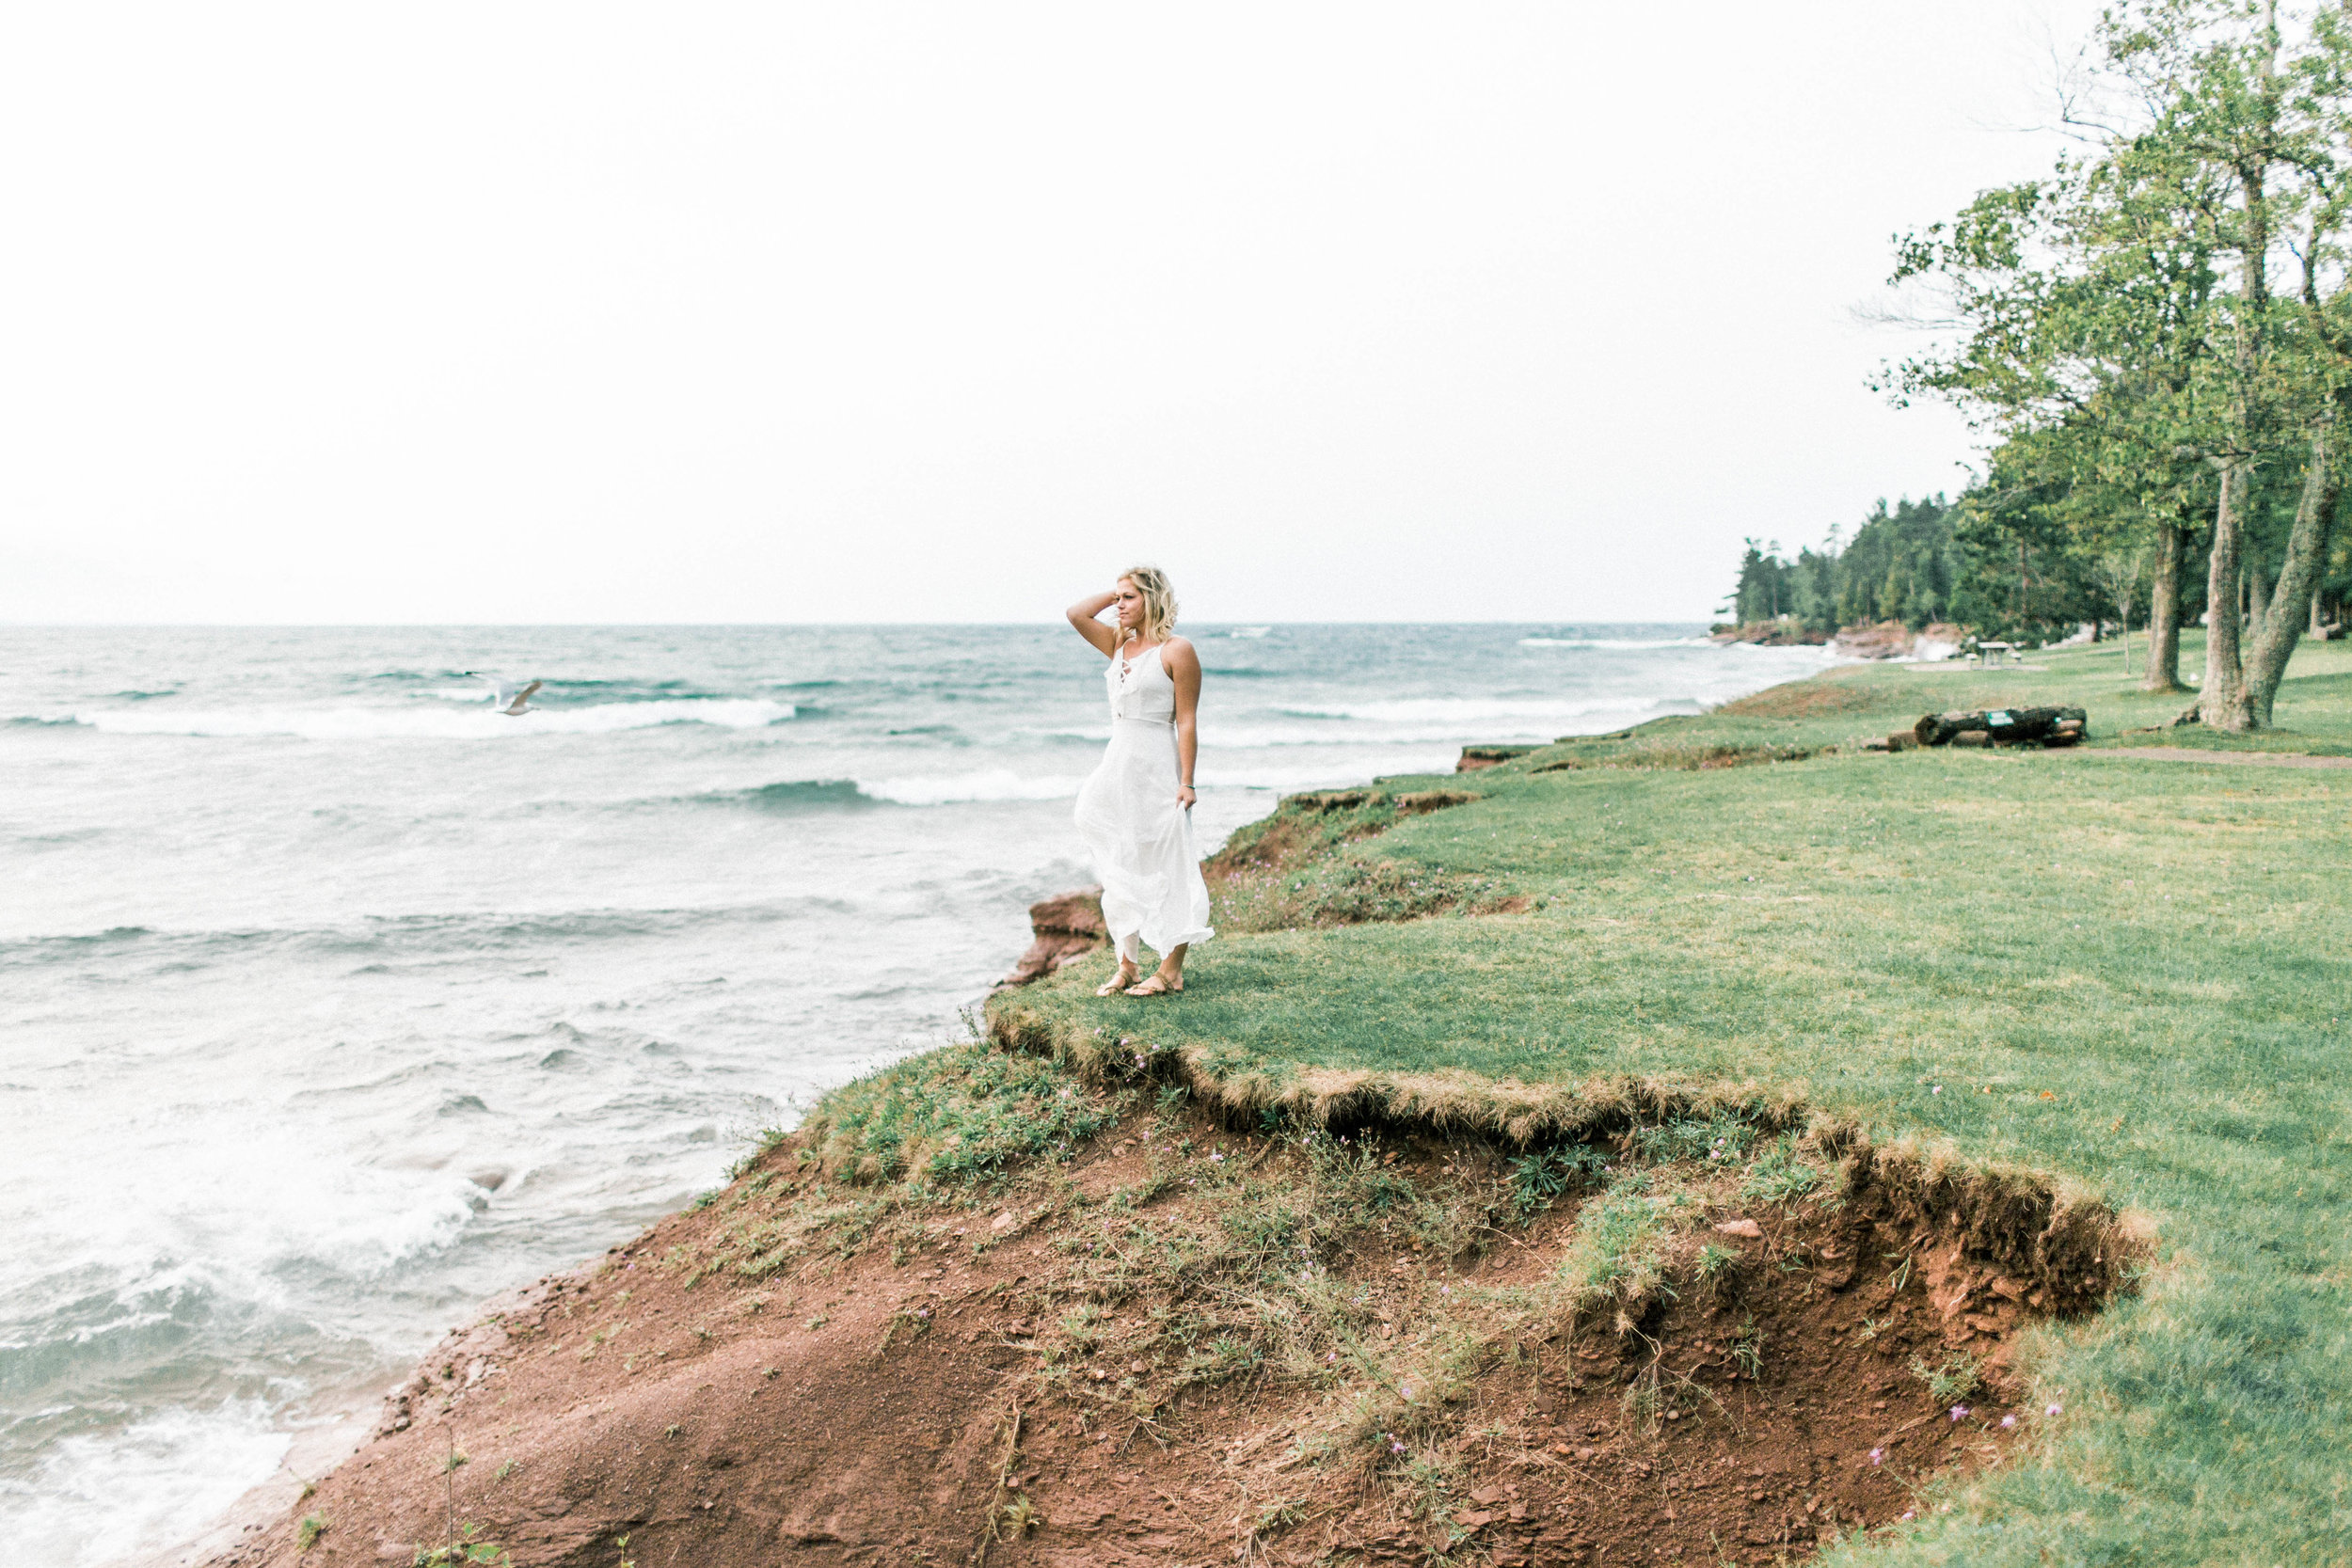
[0, 616, 1726, 631]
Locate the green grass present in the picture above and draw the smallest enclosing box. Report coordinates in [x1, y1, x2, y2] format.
[988, 631, 2352, 1565]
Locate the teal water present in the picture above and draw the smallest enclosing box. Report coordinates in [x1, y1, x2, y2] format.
[0, 622, 1836, 1558]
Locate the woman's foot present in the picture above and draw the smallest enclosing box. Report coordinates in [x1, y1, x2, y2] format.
[1096, 964, 1142, 996]
[1124, 972, 1184, 997]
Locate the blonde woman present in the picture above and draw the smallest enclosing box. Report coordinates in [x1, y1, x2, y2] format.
[1067, 566, 1214, 996]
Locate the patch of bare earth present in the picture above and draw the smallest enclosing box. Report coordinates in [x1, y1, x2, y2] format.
[213, 1101, 2124, 1568]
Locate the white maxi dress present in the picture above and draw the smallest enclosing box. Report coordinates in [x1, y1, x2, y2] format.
[1073, 643, 1216, 965]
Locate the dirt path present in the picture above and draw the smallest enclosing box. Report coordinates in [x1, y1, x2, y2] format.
[2076, 746, 2352, 768]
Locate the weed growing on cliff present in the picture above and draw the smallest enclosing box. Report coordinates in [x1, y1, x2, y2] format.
[1551, 1183, 1687, 1334]
[1910, 1351, 1983, 1407]
[409, 1523, 508, 1566]
[1635, 1117, 1756, 1164]
[1504, 1146, 1605, 1215]
[1740, 1135, 1822, 1207]
[991, 1495, 1045, 1541]
[295, 1513, 327, 1551]
[1730, 1318, 1765, 1380]
[1694, 1242, 1740, 1292]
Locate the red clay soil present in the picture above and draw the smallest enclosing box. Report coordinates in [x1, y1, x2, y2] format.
[209, 1116, 2094, 1568]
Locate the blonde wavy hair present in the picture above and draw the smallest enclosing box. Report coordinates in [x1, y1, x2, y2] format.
[1120, 565, 1180, 647]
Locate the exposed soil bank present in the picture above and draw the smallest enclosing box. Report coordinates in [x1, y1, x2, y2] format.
[205, 1077, 2129, 1568]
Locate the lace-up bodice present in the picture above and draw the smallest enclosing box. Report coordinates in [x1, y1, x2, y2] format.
[1105, 642, 1176, 723]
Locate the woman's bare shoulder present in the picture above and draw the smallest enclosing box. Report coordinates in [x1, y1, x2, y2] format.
[1160, 636, 1200, 668]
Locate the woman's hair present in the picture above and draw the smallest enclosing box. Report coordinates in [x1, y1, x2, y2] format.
[1120, 565, 1179, 646]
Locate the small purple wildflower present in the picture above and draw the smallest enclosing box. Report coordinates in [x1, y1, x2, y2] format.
[1391, 1441, 1406, 1454]
[1400, 1385, 1414, 1400]
[2000, 1415, 2016, 1429]
[1931, 1085, 1943, 1095]
[1867, 1449, 1883, 1465]
[1899, 1510, 1915, 1522]
[2046, 1402, 2064, 1417]
[1949, 1404, 1970, 1421]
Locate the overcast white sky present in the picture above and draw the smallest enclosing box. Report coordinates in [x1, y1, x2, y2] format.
[1, 1, 2104, 626]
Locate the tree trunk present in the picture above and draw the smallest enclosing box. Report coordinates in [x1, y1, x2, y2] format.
[2145, 519, 2187, 691]
[2199, 457, 2258, 728]
[2245, 404, 2344, 725]
[2198, 91, 2276, 730]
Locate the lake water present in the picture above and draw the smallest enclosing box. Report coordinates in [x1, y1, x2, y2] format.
[0, 622, 1838, 1559]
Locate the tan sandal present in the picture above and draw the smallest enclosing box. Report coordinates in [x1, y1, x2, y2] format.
[1124, 974, 1184, 997]
[1096, 967, 1141, 996]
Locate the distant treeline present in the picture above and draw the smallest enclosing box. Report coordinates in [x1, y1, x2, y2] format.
[1724, 483, 2349, 641]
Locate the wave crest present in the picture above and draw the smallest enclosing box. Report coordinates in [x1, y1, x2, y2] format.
[691, 779, 877, 813]
[857, 768, 1086, 805]
[30, 699, 794, 739]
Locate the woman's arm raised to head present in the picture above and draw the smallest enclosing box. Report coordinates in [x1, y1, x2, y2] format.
[1067, 590, 1120, 657]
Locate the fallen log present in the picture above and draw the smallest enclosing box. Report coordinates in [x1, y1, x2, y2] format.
[1915, 706, 2089, 749]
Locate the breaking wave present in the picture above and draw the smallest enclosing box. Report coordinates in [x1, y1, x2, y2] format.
[30, 699, 794, 739]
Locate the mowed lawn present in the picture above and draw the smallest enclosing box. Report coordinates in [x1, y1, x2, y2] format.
[999, 635, 2352, 1564]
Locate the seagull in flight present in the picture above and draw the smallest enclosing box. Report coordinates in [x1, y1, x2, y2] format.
[460, 672, 543, 716]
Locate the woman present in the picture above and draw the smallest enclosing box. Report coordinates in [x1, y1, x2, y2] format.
[1067, 566, 1214, 997]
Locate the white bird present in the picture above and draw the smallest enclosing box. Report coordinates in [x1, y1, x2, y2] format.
[461, 672, 543, 716]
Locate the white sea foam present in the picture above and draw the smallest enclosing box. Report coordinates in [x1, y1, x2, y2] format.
[15, 1125, 483, 1338]
[40, 699, 793, 739]
[1, 1398, 289, 1568]
[857, 768, 1089, 805]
